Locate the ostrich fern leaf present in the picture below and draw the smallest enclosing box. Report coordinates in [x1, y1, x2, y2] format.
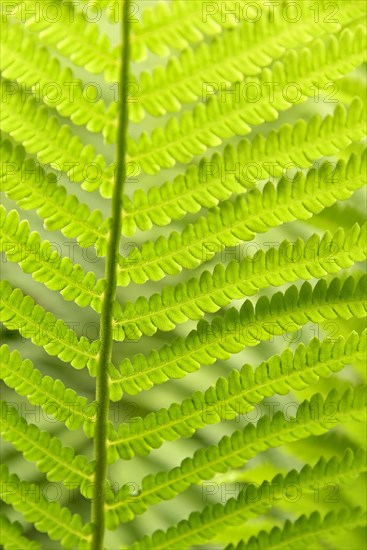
[0, 1, 366, 549]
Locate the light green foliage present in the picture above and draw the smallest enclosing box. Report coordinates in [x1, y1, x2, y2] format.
[0, 1, 366, 549]
[126, 447, 367, 548]
[0, 515, 40, 550]
[127, 25, 367, 173]
[110, 275, 367, 398]
[121, 99, 366, 232]
[0, 345, 97, 433]
[0, 402, 95, 496]
[108, 331, 367, 460]
[0, 465, 93, 548]
[225, 507, 367, 550]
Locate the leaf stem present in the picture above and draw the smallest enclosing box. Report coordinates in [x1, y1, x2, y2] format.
[90, 2, 131, 548]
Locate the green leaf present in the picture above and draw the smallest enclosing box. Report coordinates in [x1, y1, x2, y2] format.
[225, 507, 367, 550]
[124, 445, 367, 547]
[0, 280, 100, 372]
[0, 205, 105, 311]
[0, 21, 116, 141]
[108, 330, 367, 460]
[117, 152, 366, 288]
[114, 223, 366, 338]
[127, 26, 367, 173]
[110, 274, 367, 399]
[121, 100, 366, 232]
[0, 514, 40, 550]
[0, 345, 97, 434]
[0, 401, 95, 496]
[0, 465, 93, 548]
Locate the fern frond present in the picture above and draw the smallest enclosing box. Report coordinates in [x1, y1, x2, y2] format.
[0, 514, 40, 550]
[0, 281, 99, 371]
[127, 26, 366, 173]
[121, 442, 367, 544]
[110, 274, 367, 399]
[6, 0, 240, 72]
[0, 22, 116, 140]
[336, 74, 367, 104]
[129, 0, 241, 61]
[108, 330, 367, 459]
[0, 138, 110, 252]
[121, 99, 366, 232]
[78, 0, 239, 57]
[0, 401, 95, 496]
[129, 4, 364, 121]
[117, 153, 366, 287]
[226, 507, 366, 550]
[8, 0, 119, 81]
[0, 345, 96, 433]
[1, 1, 366, 545]
[0, 465, 93, 548]
[0, 86, 113, 191]
[0, 206, 105, 311]
[15, 0, 365, 124]
[107, 389, 366, 525]
[114, 223, 366, 338]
